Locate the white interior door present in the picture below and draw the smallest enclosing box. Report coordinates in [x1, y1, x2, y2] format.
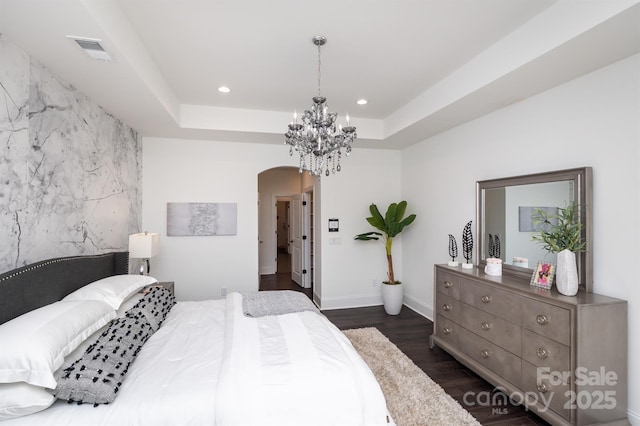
[290, 194, 303, 286]
[301, 191, 311, 289]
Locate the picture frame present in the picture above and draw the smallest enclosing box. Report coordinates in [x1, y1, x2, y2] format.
[530, 261, 555, 289]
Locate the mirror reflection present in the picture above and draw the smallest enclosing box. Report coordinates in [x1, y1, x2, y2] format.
[482, 181, 574, 268]
[476, 167, 592, 292]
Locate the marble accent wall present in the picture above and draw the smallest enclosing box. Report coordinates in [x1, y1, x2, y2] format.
[0, 35, 141, 273]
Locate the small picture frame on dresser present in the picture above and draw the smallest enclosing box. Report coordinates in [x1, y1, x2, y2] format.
[530, 261, 555, 289]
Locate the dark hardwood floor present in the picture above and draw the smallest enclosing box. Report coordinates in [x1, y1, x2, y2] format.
[324, 306, 550, 426]
[259, 251, 550, 426]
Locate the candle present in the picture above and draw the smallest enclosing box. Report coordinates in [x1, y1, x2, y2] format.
[346, 113, 350, 126]
[293, 111, 297, 125]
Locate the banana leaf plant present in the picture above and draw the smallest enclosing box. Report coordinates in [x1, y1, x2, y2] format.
[354, 201, 416, 284]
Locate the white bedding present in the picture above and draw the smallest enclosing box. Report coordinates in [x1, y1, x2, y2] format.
[216, 293, 391, 425]
[4, 293, 392, 425]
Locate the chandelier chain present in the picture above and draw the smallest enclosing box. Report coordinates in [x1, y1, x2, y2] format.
[317, 42, 322, 97]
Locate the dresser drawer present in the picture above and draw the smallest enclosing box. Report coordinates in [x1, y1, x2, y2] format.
[458, 326, 521, 387]
[435, 271, 461, 300]
[436, 293, 464, 324]
[460, 304, 521, 356]
[460, 281, 522, 324]
[522, 360, 571, 420]
[522, 298, 571, 345]
[522, 329, 570, 374]
[435, 315, 460, 348]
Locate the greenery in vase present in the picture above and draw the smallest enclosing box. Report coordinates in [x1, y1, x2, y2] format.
[531, 202, 586, 253]
[354, 201, 416, 284]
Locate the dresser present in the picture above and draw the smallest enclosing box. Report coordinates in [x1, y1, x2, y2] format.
[430, 265, 628, 426]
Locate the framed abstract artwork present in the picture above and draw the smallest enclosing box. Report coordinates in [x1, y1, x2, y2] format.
[167, 203, 237, 236]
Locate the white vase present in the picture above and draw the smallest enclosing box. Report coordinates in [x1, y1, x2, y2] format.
[556, 249, 579, 296]
[382, 282, 403, 315]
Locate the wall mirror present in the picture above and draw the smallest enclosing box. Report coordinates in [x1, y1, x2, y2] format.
[476, 167, 593, 292]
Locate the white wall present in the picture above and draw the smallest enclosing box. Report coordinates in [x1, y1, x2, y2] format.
[401, 54, 640, 423]
[142, 137, 401, 309]
[319, 150, 403, 309]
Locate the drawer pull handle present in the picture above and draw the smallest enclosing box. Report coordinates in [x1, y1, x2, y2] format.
[443, 304, 452, 312]
[536, 348, 549, 359]
[537, 383, 549, 394]
[480, 350, 490, 359]
[443, 281, 452, 289]
[481, 322, 492, 331]
[481, 295, 492, 303]
[536, 315, 549, 325]
[442, 327, 451, 335]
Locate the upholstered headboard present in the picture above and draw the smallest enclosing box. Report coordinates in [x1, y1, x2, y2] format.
[0, 252, 129, 325]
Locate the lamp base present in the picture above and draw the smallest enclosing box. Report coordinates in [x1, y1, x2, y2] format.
[138, 259, 151, 275]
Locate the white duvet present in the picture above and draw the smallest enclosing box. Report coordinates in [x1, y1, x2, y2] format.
[5, 293, 392, 425]
[216, 293, 390, 425]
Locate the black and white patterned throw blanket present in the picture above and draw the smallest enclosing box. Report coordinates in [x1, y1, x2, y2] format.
[241, 290, 320, 318]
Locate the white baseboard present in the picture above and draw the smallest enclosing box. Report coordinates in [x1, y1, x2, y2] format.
[319, 294, 383, 310]
[259, 266, 275, 275]
[402, 294, 433, 321]
[319, 293, 435, 319]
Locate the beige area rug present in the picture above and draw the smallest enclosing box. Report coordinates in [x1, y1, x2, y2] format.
[344, 327, 480, 426]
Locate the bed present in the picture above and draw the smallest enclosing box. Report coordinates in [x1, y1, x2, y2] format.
[0, 252, 392, 425]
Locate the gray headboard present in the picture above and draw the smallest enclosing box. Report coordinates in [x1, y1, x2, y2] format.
[0, 252, 129, 325]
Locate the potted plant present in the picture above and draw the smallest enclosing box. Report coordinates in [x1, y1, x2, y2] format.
[354, 201, 416, 314]
[531, 203, 586, 296]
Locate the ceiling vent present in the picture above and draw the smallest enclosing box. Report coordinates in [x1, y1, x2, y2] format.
[67, 36, 112, 62]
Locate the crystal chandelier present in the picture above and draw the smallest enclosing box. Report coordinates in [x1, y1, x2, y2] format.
[285, 35, 357, 176]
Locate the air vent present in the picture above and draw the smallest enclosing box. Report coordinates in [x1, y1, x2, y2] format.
[67, 36, 112, 62]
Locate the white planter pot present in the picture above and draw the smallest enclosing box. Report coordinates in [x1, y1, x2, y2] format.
[556, 249, 579, 296]
[382, 282, 403, 315]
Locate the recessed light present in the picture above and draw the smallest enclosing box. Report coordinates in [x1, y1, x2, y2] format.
[218, 86, 231, 93]
[356, 99, 368, 105]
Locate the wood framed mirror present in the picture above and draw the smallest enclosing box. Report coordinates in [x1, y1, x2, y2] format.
[476, 167, 593, 293]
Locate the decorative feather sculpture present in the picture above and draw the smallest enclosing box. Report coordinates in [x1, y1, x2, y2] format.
[494, 235, 501, 259]
[488, 234, 495, 258]
[448, 234, 458, 262]
[462, 221, 473, 265]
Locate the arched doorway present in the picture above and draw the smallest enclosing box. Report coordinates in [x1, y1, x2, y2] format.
[257, 167, 319, 303]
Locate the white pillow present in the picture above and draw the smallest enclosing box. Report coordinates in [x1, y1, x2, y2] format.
[0, 300, 115, 388]
[63, 274, 158, 309]
[116, 292, 145, 317]
[0, 383, 55, 420]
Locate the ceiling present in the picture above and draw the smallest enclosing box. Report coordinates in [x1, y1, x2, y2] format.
[1, 0, 639, 149]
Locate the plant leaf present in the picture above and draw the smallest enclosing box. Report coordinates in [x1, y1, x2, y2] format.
[394, 201, 408, 223]
[384, 203, 398, 232]
[354, 231, 382, 241]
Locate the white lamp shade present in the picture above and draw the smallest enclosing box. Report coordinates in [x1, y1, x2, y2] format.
[128, 232, 160, 259]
